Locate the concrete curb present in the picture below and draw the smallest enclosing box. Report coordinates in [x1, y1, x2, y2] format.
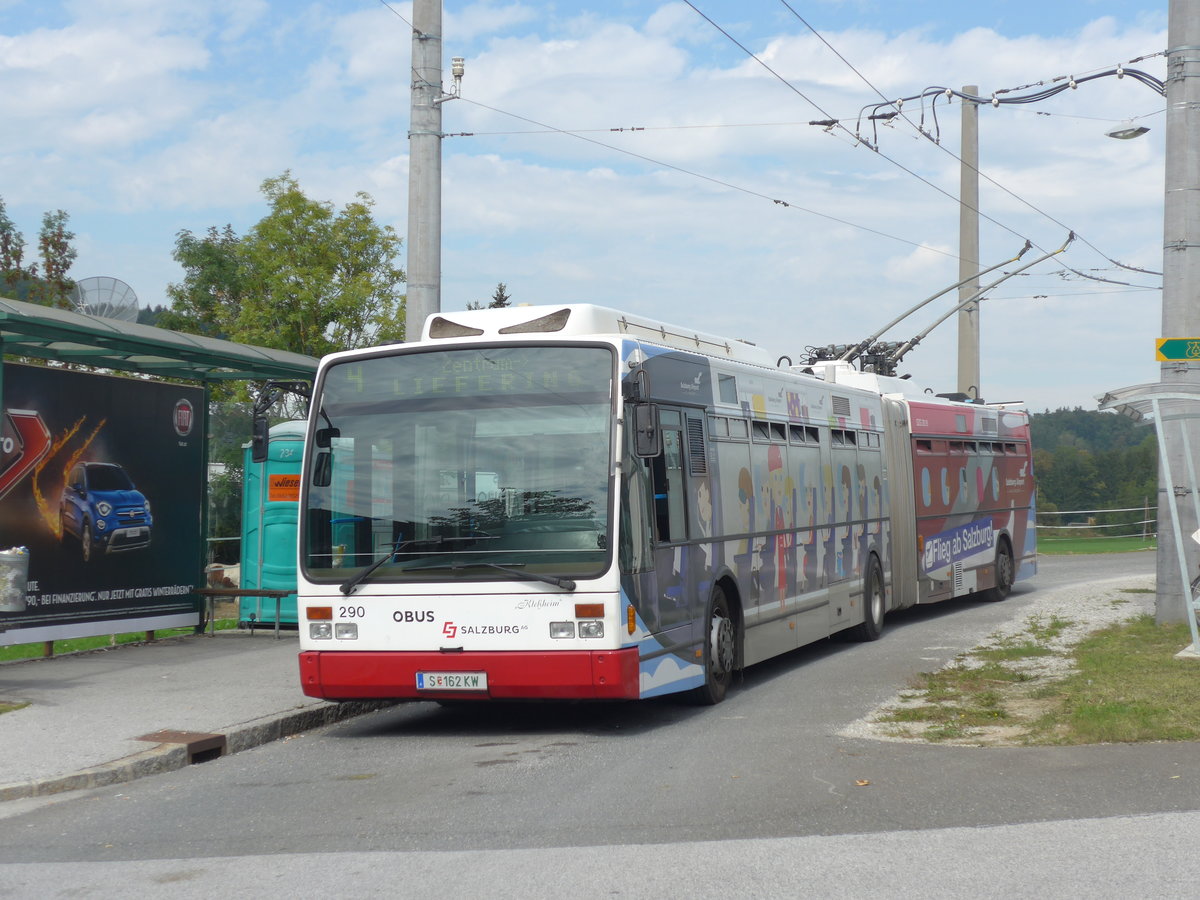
[0, 699, 395, 803]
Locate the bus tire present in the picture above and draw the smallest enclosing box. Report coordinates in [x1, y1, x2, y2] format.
[983, 538, 1014, 602]
[848, 556, 885, 642]
[693, 585, 736, 705]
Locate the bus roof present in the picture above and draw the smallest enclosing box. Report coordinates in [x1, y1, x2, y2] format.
[421, 304, 777, 367]
[801, 360, 1028, 412]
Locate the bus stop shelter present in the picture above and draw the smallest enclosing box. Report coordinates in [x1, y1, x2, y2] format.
[0, 295, 318, 631]
[1098, 381, 1200, 656]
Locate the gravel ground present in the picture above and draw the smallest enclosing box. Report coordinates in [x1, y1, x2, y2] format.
[840, 574, 1159, 744]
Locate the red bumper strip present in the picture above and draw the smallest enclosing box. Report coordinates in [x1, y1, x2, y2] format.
[299, 648, 641, 701]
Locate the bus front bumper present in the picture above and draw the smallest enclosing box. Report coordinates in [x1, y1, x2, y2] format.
[299, 648, 641, 701]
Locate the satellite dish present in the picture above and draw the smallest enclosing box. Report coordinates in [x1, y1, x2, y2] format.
[70, 276, 140, 322]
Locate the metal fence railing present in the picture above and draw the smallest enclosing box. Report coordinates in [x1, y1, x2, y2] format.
[1036, 506, 1157, 545]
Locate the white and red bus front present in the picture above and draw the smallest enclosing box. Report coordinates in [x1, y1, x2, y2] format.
[295, 337, 641, 701]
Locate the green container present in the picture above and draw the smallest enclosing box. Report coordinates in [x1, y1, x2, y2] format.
[240, 421, 305, 626]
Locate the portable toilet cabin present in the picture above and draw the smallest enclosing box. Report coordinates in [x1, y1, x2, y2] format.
[240, 420, 305, 627]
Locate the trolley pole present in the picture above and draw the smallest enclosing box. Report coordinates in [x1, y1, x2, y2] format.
[957, 86, 981, 400]
[406, 0, 444, 339]
[1157, 0, 1200, 624]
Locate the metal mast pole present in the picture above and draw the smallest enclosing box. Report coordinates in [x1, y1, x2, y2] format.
[1157, 0, 1200, 623]
[957, 86, 981, 399]
[406, 0, 443, 339]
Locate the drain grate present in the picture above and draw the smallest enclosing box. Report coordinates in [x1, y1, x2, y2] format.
[136, 729, 227, 764]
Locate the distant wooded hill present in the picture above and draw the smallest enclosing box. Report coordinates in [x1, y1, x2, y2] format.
[1030, 408, 1157, 523]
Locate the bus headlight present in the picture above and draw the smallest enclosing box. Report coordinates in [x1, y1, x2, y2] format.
[549, 621, 575, 639]
[335, 623, 358, 640]
[578, 620, 604, 638]
[310, 622, 333, 640]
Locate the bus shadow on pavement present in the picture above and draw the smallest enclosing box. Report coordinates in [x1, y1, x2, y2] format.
[328, 585, 1039, 741]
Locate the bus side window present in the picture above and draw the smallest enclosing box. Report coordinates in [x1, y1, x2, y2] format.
[650, 423, 687, 543]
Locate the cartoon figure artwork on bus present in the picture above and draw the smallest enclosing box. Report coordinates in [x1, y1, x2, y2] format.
[818, 465, 833, 583]
[855, 463, 869, 578]
[837, 464, 854, 579]
[767, 446, 793, 606]
[734, 467, 755, 592]
[795, 463, 816, 593]
[870, 474, 885, 571]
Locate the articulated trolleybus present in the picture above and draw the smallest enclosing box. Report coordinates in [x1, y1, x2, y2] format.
[294, 304, 1035, 704]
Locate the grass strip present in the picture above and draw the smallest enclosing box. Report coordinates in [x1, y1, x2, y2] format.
[1030, 615, 1200, 744]
[875, 611, 1200, 745]
[0, 619, 240, 663]
[1038, 536, 1156, 555]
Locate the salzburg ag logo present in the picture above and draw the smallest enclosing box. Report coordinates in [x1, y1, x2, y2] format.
[443, 621, 458, 639]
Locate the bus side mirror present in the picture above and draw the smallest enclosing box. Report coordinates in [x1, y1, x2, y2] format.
[313, 451, 332, 487]
[251, 417, 269, 464]
[633, 404, 662, 458]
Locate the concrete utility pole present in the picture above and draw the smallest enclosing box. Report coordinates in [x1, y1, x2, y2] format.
[1157, 0, 1200, 623]
[957, 86, 981, 399]
[406, 0, 444, 339]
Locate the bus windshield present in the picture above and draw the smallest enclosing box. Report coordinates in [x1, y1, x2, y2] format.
[302, 345, 615, 584]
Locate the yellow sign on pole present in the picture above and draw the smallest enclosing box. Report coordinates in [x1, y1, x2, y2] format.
[1156, 338, 1200, 361]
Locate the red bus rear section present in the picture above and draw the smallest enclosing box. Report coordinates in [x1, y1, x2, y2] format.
[299, 648, 641, 701]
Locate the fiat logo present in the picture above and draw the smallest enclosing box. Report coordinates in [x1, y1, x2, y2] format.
[173, 399, 195, 436]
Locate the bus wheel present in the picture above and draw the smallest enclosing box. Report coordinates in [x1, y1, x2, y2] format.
[694, 586, 735, 705]
[984, 539, 1014, 602]
[849, 557, 885, 642]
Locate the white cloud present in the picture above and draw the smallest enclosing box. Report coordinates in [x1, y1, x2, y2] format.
[0, 1, 1172, 410]
[885, 244, 956, 284]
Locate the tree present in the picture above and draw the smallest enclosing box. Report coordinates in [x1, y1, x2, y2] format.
[0, 197, 34, 294]
[0, 198, 78, 306]
[1036, 445, 1103, 520]
[1030, 410, 1165, 539]
[166, 172, 406, 358]
[34, 210, 77, 308]
[162, 224, 244, 339]
[136, 304, 170, 327]
[206, 401, 254, 560]
[468, 282, 512, 310]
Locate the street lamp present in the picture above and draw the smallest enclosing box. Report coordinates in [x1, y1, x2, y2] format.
[1106, 120, 1152, 140]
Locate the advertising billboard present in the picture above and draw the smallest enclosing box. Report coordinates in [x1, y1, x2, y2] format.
[0, 364, 204, 645]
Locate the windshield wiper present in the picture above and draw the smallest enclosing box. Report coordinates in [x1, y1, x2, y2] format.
[403, 560, 576, 591]
[338, 534, 500, 595]
[475, 562, 576, 591]
[339, 535, 445, 595]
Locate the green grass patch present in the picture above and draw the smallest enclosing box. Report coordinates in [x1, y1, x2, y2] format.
[1026, 614, 1073, 642]
[0, 618, 240, 663]
[971, 613, 1073, 663]
[0, 700, 30, 715]
[903, 660, 1033, 703]
[1027, 615, 1200, 744]
[975, 642, 1054, 662]
[879, 611, 1200, 745]
[883, 662, 1032, 739]
[878, 679, 1011, 741]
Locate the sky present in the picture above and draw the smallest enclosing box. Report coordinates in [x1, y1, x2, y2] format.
[0, 0, 1173, 412]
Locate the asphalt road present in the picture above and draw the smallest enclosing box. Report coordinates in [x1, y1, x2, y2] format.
[6, 550, 1196, 898]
